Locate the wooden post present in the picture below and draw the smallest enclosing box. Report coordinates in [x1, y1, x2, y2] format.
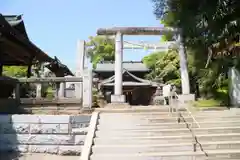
[15, 83, 20, 101]
[27, 63, 32, 78]
[0, 64, 3, 76]
[0, 33, 2, 76]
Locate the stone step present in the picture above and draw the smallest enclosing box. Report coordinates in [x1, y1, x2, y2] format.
[100, 112, 171, 115]
[95, 126, 240, 137]
[100, 110, 236, 117]
[93, 133, 240, 145]
[90, 149, 240, 160]
[148, 116, 240, 123]
[92, 141, 240, 154]
[95, 107, 179, 113]
[99, 115, 240, 124]
[99, 110, 233, 116]
[96, 124, 186, 130]
[97, 121, 240, 130]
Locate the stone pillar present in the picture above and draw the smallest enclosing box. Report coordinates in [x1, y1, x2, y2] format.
[176, 32, 195, 103]
[177, 33, 190, 94]
[82, 69, 92, 109]
[75, 40, 85, 99]
[58, 82, 66, 98]
[111, 32, 126, 103]
[229, 67, 240, 106]
[36, 84, 42, 98]
[114, 32, 123, 95]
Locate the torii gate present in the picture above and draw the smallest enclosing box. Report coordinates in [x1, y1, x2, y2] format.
[97, 27, 193, 104]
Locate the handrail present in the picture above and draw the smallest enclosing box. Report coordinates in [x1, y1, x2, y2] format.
[169, 91, 207, 156]
[180, 114, 208, 157]
[170, 91, 200, 128]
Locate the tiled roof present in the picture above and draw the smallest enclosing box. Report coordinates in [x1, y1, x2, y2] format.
[93, 61, 150, 72]
[0, 14, 73, 76]
[99, 69, 163, 87]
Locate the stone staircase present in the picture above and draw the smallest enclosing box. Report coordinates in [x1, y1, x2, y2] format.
[89, 108, 240, 160]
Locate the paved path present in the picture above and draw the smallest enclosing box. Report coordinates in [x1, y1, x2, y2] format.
[0, 153, 80, 160]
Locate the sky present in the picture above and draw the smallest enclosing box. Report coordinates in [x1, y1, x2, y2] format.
[0, 0, 162, 72]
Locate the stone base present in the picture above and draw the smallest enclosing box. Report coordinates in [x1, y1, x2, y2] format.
[80, 107, 93, 114]
[178, 94, 195, 103]
[111, 95, 126, 103]
[105, 103, 130, 108]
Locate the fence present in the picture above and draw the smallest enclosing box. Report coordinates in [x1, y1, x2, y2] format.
[15, 77, 83, 104]
[0, 69, 93, 113]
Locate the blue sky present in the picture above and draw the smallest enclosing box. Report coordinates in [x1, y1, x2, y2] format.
[0, 0, 162, 71]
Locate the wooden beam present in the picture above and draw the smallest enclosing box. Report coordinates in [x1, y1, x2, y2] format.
[1, 36, 31, 64]
[2, 51, 27, 64]
[97, 27, 178, 35]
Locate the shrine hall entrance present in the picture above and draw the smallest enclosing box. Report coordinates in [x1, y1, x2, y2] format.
[123, 86, 155, 106]
[102, 85, 156, 106]
[96, 64, 160, 106]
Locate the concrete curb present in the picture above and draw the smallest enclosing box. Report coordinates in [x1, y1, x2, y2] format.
[80, 112, 99, 160]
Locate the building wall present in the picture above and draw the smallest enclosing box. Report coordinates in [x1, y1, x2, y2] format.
[0, 114, 91, 155]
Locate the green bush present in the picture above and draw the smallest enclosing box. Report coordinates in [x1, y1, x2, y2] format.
[46, 87, 54, 99]
[192, 99, 222, 108]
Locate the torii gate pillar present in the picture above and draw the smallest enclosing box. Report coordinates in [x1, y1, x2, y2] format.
[110, 32, 126, 103]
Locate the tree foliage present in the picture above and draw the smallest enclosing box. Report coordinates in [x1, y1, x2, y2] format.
[150, 0, 240, 103]
[3, 66, 28, 78]
[143, 47, 196, 88]
[86, 36, 115, 68]
[152, 0, 240, 56]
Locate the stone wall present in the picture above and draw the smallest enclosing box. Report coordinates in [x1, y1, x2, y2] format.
[229, 68, 240, 106]
[0, 114, 91, 155]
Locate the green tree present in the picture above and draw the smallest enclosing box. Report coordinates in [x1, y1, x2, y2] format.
[143, 48, 196, 88]
[86, 36, 115, 68]
[152, 0, 240, 58]
[151, 0, 239, 103]
[3, 66, 28, 78]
